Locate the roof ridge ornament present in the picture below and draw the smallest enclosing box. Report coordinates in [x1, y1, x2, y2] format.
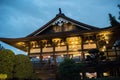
[58, 8, 65, 16]
[59, 8, 62, 14]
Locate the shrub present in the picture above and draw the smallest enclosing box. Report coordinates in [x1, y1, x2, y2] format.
[57, 58, 81, 80]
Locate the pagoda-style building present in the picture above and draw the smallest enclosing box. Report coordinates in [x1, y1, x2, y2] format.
[0, 9, 120, 65]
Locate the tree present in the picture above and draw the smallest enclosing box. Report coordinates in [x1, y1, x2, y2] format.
[0, 49, 15, 79]
[86, 49, 100, 64]
[13, 54, 33, 79]
[108, 4, 120, 26]
[86, 49, 106, 63]
[57, 59, 81, 80]
[108, 5, 120, 48]
[86, 49, 107, 78]
[109, 13, 120, 27]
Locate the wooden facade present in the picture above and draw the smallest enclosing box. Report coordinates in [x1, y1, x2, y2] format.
[0, 11, 120, 64]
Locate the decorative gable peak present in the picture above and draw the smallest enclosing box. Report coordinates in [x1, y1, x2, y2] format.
[27, 9, 99, 37]
[52, 18, 68, 26]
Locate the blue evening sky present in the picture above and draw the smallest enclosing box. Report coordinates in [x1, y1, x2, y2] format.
[0, 0, 119, 54]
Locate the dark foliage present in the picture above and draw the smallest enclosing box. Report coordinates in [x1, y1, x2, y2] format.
[0, 49, 15, 79]
[86, 49, 106, 64]
[0, 49, 35, 80]
[86, 49, 108, 78]
[13, 54, 34, 79]
[56, 58, 81, 80]
[109, 13, 120, 26]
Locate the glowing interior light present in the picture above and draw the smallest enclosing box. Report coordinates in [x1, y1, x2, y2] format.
[106, 41, 109, 44]
[52, 38, 61, 42]
[30, 41, 37, 48]
[61, 55, 63, 57]
[36, 56, 40, 59]
[17, 42, 25, 45]
[103, 46, 106, 49]
[103, 72, 109, 76]
[66, 37, 81, 45]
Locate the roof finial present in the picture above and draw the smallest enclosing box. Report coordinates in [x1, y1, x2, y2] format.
[59, 8, 62, 14]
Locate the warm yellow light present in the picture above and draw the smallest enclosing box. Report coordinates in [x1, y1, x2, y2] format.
[16, 42, 26, 47]
[52, 38, 62, 46]
[103, 46, 106, 49]
[106, 41, 109, 44]
[101, 46, 106, 51]
[30, 41, 38, 48]
[86, 72, 97, 78]
[103, 72, 109, 76]
[41, 40, 47, 42]
[98, 31, 111, 40]
[105, 36, 109, 40]
[85, 40, 93, 43]
[89, 40, 93, 42]
[71, 41, 74, 44]
[52, 38, 61, 42]
[66, 37, 81, 45]
[69, 45, 78, 51]
[85, 53, 90, 56]
[85, 40, 89, 43]
[36, 56, 40, 59]
[98, 31, 111, 35]
[17, 42, 25, 45]
[47, 56, 50, 58]
[61, 55, 63, 57]
[101, 49, 105, 51]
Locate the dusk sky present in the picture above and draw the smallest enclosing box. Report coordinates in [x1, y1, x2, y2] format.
[0, 0, 119, 54]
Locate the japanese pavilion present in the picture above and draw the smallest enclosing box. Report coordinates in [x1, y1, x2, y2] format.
[0, 9, 120, 64]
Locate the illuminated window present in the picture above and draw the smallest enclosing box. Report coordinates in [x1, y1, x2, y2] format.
[52, 38, 62, 46]
[16, 42, 25, 45]
[16, 42, 26, 47]
[40, 40, 48, 47]
[97, 31, 111, 44]
[66, 37, 81, 51]
[86, 72, 97, 79]
[30, 41, 38, 48]
[66, 37, 81, 45]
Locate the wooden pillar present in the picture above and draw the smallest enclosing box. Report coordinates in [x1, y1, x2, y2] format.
[40, 46, 43, 64]
[81, 36, 85, 61]
[114, 46, 118, 58]
[39, 41, 43, 64]
[106, 47, 109, 60]
[66, 44, 69, 58]
[53, 45, 56, 64]
[27, 42, 30, 56]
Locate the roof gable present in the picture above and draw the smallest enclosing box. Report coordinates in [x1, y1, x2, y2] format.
[27, 13, 99, 37]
